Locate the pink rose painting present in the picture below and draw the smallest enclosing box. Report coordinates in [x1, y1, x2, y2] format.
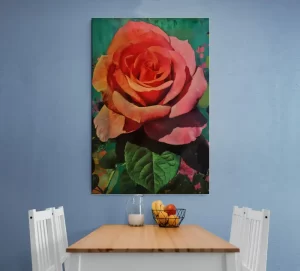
[91, 19, 209, 194]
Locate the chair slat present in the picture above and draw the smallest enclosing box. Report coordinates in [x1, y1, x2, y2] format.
[44, 220, 51, 268]
[37, 221, 45, 270]
[249, 219, 255, 267]
[36, 220, 42, 271]
[42, 220, 48, 269]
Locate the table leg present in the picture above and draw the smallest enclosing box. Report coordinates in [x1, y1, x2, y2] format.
[225, 253, 238, 271]
[69, 253, 81, 271]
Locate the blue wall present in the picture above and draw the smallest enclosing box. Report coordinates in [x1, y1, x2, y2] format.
[0, 0, 299, 270]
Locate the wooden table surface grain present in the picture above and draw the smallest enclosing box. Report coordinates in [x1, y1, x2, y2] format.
[66, 225, 239, 253]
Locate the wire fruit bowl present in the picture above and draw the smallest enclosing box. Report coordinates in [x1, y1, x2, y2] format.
[152, 208, 186, 228]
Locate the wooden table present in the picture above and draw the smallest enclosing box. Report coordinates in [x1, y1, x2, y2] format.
[66, 225, 239, 271]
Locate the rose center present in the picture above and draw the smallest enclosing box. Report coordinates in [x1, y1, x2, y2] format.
[145, 60, 158, 71]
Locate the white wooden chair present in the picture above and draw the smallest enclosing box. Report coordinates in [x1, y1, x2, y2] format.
[29, 209, 58, 271]
[241, 208, 270, 271]
[230, 206, 247, 270]
[51, 207, 70, 271]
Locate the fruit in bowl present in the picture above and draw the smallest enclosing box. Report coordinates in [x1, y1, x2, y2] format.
[152, 200, 164, 216]
[164, 204, 176, 216]
[151, 200, 185, 227]
[167, 215, 180, 226]
[157, 211, 169, 225]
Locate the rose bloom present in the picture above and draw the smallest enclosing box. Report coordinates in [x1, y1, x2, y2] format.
[93, 21, 207, 145]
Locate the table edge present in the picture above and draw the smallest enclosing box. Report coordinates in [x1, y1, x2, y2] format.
[66, 224, 240, 254]
[66, 248, 240, 253]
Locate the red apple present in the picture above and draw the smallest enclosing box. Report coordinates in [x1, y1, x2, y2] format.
[164, 204, 176, 216]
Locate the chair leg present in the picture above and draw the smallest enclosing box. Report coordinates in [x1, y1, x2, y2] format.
[64, 257, 70, 271]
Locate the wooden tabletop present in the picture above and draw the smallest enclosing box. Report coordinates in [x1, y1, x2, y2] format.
[66, 225, 239, 253]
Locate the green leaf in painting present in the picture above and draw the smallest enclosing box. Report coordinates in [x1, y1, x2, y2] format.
[120, 169, 136, 194]
[96, 168, 113, 192]
[197, 107, 209, 141]
[124, 142, 180, 193]
[158, 174, 196, 194]
[104, 170, 118, 194]
[105, 164, 126, 194]
[198, 85, 209, 108]
[99, 150, 117, 169]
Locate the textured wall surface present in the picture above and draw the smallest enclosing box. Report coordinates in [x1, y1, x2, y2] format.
[0, 0, 300, 270]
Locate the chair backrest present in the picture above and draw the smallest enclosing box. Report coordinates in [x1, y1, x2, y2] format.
[230, 206, 247, 248]
[28, 209, 58, 271]
[241, 208, 270, 271]
[51, 207, 69, 271]
[230, 206, 247, 270]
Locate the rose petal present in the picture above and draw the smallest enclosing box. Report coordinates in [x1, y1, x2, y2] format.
[113, 32, 172, 67]
[120, 55, 135, 76]
[144, 109, 207, 145]
[132, 50, 158, 81]
[139, 66, 157, 82]
[92, 55, 110, 92]
[112, 91, 171, 123]
[123, 118, 142, 133]
[108, 21, 170, 55]
[170, 36, 196, 76]
[170, 67, 207, 118]
[101, 64, 121, 113]
[101, 87, 118, 113]
[160, 50, 186, 105]
[114, 69, 147, 106]
[93, 105, 125, 142]
[143, 47, 172, 84]
[126, 76, 173, 92]
[131, 46, 172, 88]
[138, 88, 169, 106]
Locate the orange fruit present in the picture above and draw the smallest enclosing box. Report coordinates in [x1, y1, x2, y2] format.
[168, 215, 180, 226]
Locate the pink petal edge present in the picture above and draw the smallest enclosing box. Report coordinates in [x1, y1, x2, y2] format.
[170, 67, 207, 118]
[158, 124, 207, 145]
[93, 105, 125, 142]
[160, 50, 186, 105]
[144, 109, 207, 145]
[170, 36, 196, 76]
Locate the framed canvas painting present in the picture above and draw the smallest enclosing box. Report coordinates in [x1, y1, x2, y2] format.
[91, 18, 209, 194]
